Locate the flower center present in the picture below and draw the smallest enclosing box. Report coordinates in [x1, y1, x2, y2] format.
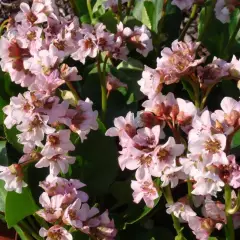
[49, 135, 60, 146]
[27, 31, 36, 40]
[53, 41, 65, 51]
[204, 139, 221, 153]
[157, 148, 169, 161]
[139, 155, 152, 166]
[27, 12, 38, 24]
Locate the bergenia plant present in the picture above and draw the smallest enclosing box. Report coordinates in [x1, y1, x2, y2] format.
[0, 0, 240, 240]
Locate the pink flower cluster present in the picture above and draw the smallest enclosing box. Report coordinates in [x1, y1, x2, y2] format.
[0, 0, 152, 194]
[38, 175, 117, 240]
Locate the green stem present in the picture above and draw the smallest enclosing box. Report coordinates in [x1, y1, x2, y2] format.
[27, 216, 39, 233]
[97, 53, 108, 121]
[179, 4, 198, 41]
[200, 84, 215, 110]
[117, 0, 122, 22]
[126, 0, 134, 15]
[20, 221, 43, 240]
[187, 179, 193, 207]
[228, 190, 240, 215]
[225, 18, 240, 58]
[198, 0, 217, 41]
[66, 82, 80, 101]
[224, 184, 235, 240]
[163, 186, 185, 239]
[87, 0, 93, 22]
[185, 77, 200, 108]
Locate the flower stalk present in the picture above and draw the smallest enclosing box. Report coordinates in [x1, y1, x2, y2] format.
[87, 0, 93, 23]
[163, 186, 185, 239]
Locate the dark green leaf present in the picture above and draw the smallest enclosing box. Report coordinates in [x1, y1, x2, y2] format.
[181, 80, 195, 102]
[4, 125, 23, 153]
[72, 129, 118, 196]
[0, 180, 7, 212]
[5, 187, 38, 228]
[0, 96, 7, 125]
[99, 10, 118, 33]
[13, 225, 30, 240]
[0, 141, 8, 166]
[231, 130, 240, 148]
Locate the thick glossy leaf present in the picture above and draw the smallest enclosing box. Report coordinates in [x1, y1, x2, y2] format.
[0, 96, 7, 125]
[0, 180, 7, 212]
[72, 129, 118, 196]
[133, 0, 163, 32]
[231, 130, 240, 149]
[4, 125, 23, 153]
[13, 225, 30, 240]
[99, 10, 118, 33]
[0, 141, 8, 166]
[92, 0, 105, 13]
[5, 187, 38, 228]
[60, 90, 78, 106]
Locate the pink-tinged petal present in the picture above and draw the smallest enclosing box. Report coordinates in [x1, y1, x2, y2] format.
[132, 191, 144, 204]
[125, 158, 139, 170]
[135, 167, 150, 181]
[214, 134, 226, 150]
[39, 228, 47, 237]
[105, 127, 118, 137]
[39, 192, 51, 207]
[221, 97, 239, 113]
[20, 3, 30, 13]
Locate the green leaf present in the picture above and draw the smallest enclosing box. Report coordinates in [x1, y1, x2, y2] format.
[181, 80, 195, 102]
[4, 125, 23, 153]
[13, 225, 30, 240]
[92, 0, 105, 13]
[231, 130, 240, 148]
[208, 238, 218, 240]
[0, 141, 8, 166]
[99, 10, 118, 33]
[72, 129, 118, 196]
[0, 180, 7, 212]
[5, 187, 38, 228]
[221, 80, 239, 99]
[0, 96, 7, 125]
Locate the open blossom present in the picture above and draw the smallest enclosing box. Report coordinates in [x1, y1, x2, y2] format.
[105, 111, 137, 147]
[106, 74, 127, 93]
[37, 192, 64, 222]
[63, 199, 99, 229]
[0, 164, 27, 193]
[166, 201, 196, 222]
[17, 114, 55, 147]
[131, 176, 159, 208]
[188, 216, 215, 240]
[36, 153, 76, 176]
[62, 99, 98, 141]
[39, 175, 89, 203]
[138, 66, 162, 99]
[157, 40, 204, 84]
[152, 137, 185, 172]
[188, 132, 228, 165]
[171, 0, 194, 10]
[41, 130, 75, 157]
[40, 226, 72, 240]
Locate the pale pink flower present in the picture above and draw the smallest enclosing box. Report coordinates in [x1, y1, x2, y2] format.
[230, 55, 240, 78]
[176, 98, 197, 132]
[188, 132, 228, 165]
[161, 166, 185, 188]
[171, 0, 194, 10]
[29, 71, 65, 95]
[17, 114, 55, 147]
[39, 175, 88, 203]
[59, 64, 82, 82]
[138, 66, 162, 99]
[157, 40, 204, 84]
[62, 199, 85, 228]
[192, 172, 224, 197]
[0, 164, 27, 193]
[41, 130, 75, 157]
[15, 2, 48, 24]
[62, 99, 98, 142]
[131, 177, 159, 208]
[188, 216, 215, 240]
[37, 192, 63, 222]
[202, 196, 226, 224]
[104, 0, 129, 10]
[106, 74, 127, 93]
[152, 137, 184, 172]
[36, 154, 75, 176]
[106, 111, 137, 147]
[166, 202, 196, 222]
[71, 32, 98, 64]
[129, 25, 153, 57]
[39, 226, 72, 240]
